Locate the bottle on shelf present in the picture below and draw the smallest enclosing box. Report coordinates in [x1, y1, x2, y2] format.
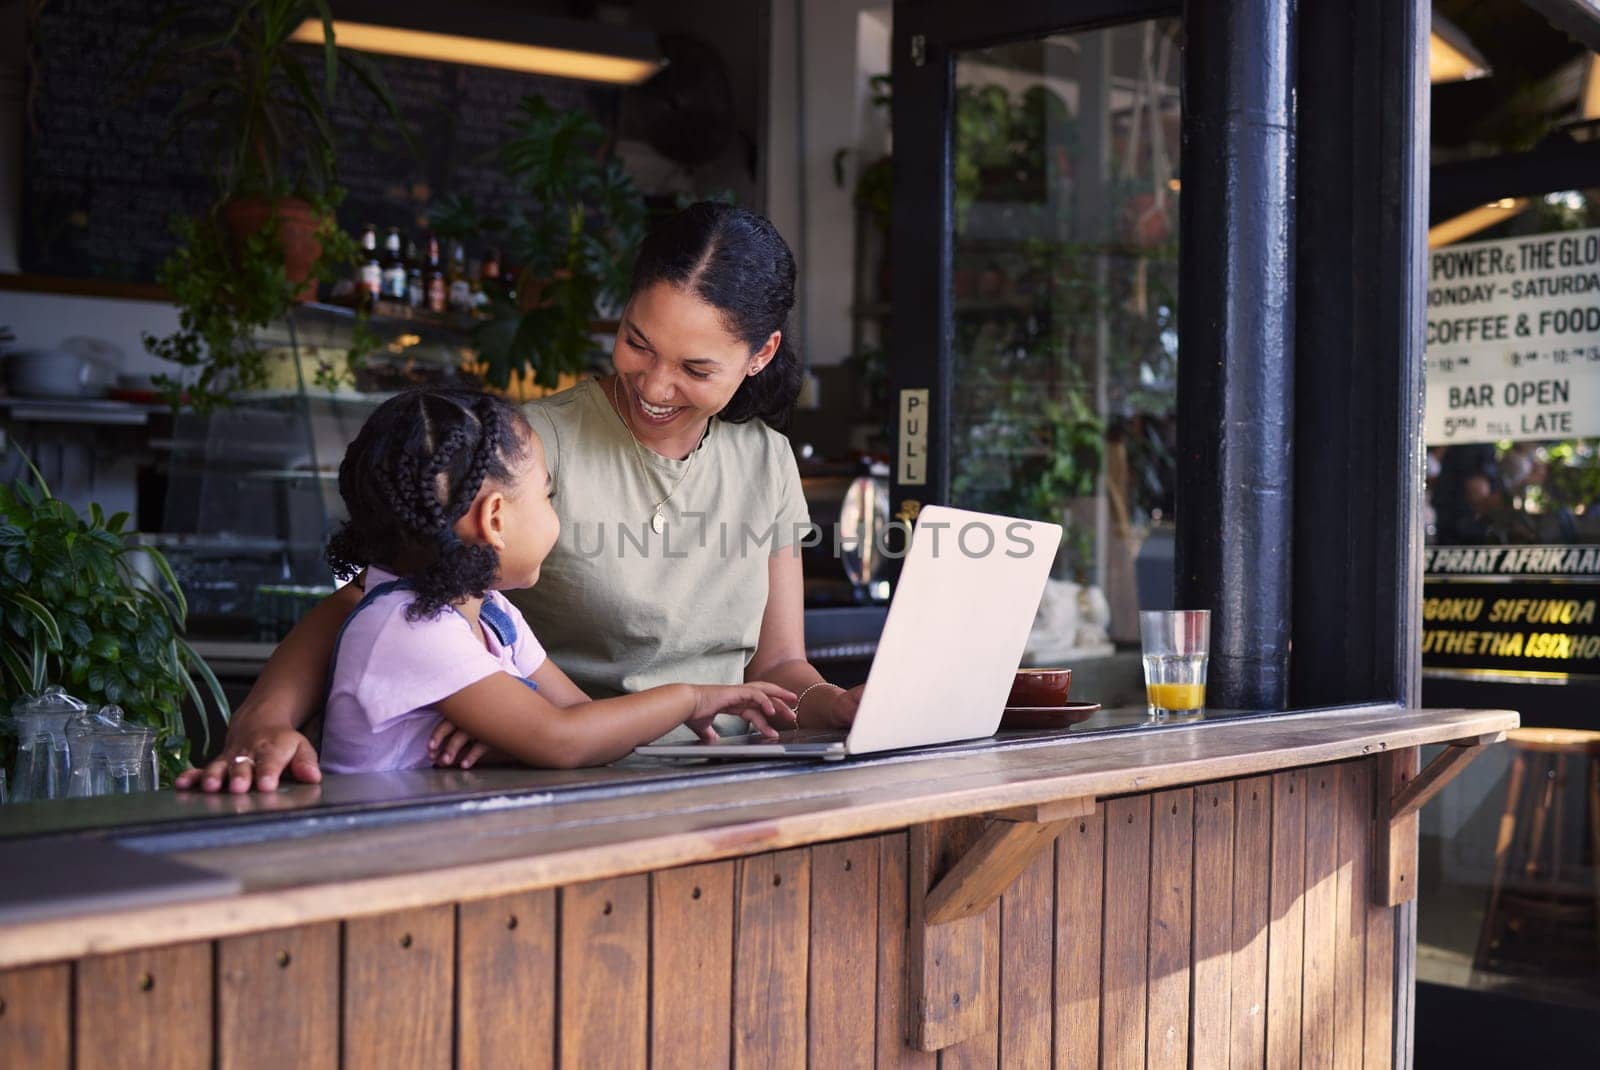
[447, 240, 472, 313]
[481, 247, 501, 288]
[358, 224, 382, 308]
[405, 238, 425, 309]
[425, 234, 448, 314]
[381, 227, 408, 302]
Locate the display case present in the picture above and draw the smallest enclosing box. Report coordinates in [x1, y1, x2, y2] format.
[147, 303, 478, 644]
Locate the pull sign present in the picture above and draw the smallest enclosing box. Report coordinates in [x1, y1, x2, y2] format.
[898, 388, 929, 485]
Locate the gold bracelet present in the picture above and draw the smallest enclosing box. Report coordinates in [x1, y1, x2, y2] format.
[794, 681, 832, 715]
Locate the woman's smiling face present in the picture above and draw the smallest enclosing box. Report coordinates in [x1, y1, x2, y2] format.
[610, 281, 778, 456]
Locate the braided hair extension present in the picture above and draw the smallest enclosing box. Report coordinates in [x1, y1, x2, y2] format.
[326, 387, 530, 620]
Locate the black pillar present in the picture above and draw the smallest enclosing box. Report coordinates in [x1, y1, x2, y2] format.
[1175, 0, 1297, 710]
[1291, 0, 1429, 712]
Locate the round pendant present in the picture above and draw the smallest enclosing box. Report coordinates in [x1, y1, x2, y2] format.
[651, 510, 666, 535]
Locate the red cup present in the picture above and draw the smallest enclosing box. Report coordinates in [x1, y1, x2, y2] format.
[1007, 668, 1073, 708]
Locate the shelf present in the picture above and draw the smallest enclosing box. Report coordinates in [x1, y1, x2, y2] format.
[0, 397, 165, 425]
[0, 272, 169, 303]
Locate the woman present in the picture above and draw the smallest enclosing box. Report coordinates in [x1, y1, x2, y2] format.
[178, 202, 861, 793]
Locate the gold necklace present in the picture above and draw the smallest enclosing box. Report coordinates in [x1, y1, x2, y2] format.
[611, 376, 704, 534]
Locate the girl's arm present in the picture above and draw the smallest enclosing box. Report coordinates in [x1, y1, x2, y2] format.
[433, 672, 796, 769]
[745, 551, 863, 729]
[174, 582, 364, 793]
[428, 658, 591, 767]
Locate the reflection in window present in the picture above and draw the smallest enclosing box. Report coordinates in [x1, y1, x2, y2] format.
[948, 21, 1180, 647]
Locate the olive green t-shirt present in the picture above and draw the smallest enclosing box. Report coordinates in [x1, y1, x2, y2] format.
[511, 379, 810, 726]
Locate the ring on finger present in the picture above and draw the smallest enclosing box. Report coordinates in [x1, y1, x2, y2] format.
[231, 754, 255, 765]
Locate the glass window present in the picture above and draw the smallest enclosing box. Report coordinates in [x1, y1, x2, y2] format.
[1419, 187, 1600, 1011]
[949, 20, 1181, 663]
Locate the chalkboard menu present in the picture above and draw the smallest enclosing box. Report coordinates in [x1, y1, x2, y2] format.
[23, 0, 619, 283]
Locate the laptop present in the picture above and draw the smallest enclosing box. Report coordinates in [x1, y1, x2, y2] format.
[636, 505, 1062, 761]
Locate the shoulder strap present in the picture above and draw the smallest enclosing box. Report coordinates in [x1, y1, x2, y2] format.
[479, 598, 519, 649]
[324, 577, 415, 709]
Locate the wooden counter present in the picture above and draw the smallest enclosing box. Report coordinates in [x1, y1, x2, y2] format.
[0, 704, 1515, 1068]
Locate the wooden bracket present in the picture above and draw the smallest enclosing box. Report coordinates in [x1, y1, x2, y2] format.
[1374, 732, 1504, 906]
[906, 797, 1092, 1051]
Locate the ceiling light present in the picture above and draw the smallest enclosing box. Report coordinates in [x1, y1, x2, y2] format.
[291, 8, 663, 86]
[1428, 198, 1529, 249]
[1430, 15, 1491, 84]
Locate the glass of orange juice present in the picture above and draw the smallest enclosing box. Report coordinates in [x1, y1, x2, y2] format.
[1139, 610, 1210, 719]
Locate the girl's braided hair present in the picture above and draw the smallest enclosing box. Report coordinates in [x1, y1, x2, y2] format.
[326, 386, 529, 620]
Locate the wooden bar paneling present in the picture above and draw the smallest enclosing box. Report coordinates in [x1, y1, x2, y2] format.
[651, 863, 734, 1070]
[1365, 757, 1404, 1070]
[1302, 769, 1340, 1068]
[218, 922, 339, 1070]
[1147, 788, 1193, 1070]
[809, 839, 880, 1069]
[1332, 761, 1371, 1070]
[733, 848, 810, 1068]
[342, 905, 454, 1070]
[1055, 803, 1105, 1070]
[559, 875, 649, 1068]
[0, 963, 69, 1070]
[1101, 794, 1152, 1070]
[875, 833, 935, 1069]
[458, 890, 555, 1070]
[907, 816, 995, 1052]
[1377, 748, 1422, 905]
[42, 759, 1444, 1070]
[1189, 780, 1235, 1069]
[999, 844, 1055, 1069]
[76, 941, 211, 1070]
[1267, 769, 1309, 1069]
[1230, 776, 1273, 1068]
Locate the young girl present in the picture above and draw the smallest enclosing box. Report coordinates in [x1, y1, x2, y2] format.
[319, 386, 795, 773]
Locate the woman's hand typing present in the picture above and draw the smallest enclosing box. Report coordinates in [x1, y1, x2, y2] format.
[685, 682, 798, 742]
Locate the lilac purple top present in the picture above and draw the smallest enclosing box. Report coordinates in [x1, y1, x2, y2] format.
[322, 567, 547, 773]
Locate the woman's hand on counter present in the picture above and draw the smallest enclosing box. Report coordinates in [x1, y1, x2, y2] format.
[174, 725, 322, 793]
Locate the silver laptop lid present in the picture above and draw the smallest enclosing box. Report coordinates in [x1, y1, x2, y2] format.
[844, 505, 1061, 755]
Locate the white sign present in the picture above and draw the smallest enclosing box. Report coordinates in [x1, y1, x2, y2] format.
[898, 388, 929, 485]
[1424, 226, 1600, 445]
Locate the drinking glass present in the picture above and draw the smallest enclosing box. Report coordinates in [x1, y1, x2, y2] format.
[1139, 610, 1210, 718]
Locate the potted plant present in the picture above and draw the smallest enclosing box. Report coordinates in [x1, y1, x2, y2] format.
[138, 1, 404, 408]
[429, 94, 647, 389]
[0, 458, 227, 782]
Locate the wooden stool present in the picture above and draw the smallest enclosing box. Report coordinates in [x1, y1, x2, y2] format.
[1471, 728, 1600, 983]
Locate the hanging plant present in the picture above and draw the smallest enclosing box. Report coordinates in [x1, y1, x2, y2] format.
[135, 1, 406, 408]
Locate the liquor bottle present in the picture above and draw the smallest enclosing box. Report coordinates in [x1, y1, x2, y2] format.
[381, 227, 407, 301]
[405, 239, 424, 308]
[358, 224, 382, 307]
[425, 234, 447, 314]
[447, 240, 472, 313]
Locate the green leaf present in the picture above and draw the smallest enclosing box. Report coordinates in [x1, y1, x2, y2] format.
[137, 544, 188, 623]
[88, 634, 121, 663]
[0, 640, 30, 692]
[178, 635, 232, 733]
[5, 590, 62, 649]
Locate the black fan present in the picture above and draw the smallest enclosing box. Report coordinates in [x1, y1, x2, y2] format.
[632, 33, 736, 168]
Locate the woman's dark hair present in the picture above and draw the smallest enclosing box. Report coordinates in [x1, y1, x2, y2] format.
[326, 387, 529, 620]
[630, 202, 803, 429]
